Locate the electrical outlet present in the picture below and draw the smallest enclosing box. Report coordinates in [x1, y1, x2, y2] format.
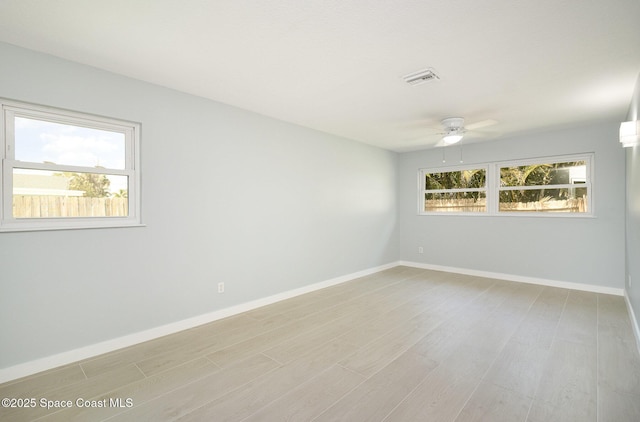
[218, 282, 225, 293]
[418, 247, 424, 254]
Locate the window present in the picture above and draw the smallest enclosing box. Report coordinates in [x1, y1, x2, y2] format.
[420, 166, 487, 213]
[498, 157, 590, 214]
[1, 99, 141, 231]
[418, 153, 593, 216]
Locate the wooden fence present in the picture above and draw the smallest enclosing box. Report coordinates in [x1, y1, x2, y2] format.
[425, 198, 486, 213]
[499, 197, 586, 213]
[13, 195, 128, 218]
[425, 197, 586, 213]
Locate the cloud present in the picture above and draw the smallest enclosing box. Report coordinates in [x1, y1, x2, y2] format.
[15, 117, 126, 169]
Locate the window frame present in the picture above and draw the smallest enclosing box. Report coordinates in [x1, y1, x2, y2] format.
[418, 153, 594, 217]
[418, 164, 489, 215]
[1, 98, 142, 232]
[494, 153, 593, 216]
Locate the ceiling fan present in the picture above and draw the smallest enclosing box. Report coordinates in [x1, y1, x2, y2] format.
[433, 117, 498, 147]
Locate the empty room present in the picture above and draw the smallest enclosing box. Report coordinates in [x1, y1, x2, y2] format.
[1, 1, 639, 421]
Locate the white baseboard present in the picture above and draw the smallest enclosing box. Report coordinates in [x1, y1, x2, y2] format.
[0, 262, 397, 384]
[624, 290, 640, 356]
[398, 261, 625, 296]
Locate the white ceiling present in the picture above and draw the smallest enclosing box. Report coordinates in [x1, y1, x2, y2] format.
[0, 0, 639, 152]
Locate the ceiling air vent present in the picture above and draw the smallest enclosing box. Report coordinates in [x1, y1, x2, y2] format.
[402, 68, 440, 86]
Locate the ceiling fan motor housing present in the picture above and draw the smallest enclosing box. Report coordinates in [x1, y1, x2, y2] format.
[441, 117, 465, 132]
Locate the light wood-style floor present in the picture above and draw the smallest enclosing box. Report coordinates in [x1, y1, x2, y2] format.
[2, 266, 640, 421]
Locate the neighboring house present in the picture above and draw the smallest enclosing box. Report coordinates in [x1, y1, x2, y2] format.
[12, 172, 84, 196]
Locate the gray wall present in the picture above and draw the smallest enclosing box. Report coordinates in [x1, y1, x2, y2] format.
[398, 123, 626, 288]
[625, 73, 640, 333]
[0, 43, 399, 369]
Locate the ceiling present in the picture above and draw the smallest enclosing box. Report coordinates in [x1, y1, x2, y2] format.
[0, 0, 639, 152]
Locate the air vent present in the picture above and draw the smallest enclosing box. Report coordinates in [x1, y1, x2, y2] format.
[402, 68, 440, 86]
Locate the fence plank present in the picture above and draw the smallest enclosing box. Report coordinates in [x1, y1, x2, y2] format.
[425, 198, 586, 213]
[12, 196, 128, 218]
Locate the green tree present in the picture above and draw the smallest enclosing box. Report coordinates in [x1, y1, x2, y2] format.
[67, 173, 111, 197]
[425, 169, 486, 200]
[499, 162, 583, 203]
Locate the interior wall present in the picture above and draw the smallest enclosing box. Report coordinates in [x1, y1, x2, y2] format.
[398, 122, 626, 289]
[0, 42, 399, 370]
[625, 72, 640, 336]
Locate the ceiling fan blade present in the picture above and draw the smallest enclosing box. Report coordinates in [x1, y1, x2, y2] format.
[465, 119, 498, 131]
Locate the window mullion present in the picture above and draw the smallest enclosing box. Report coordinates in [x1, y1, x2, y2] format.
[487, 164, 500, 215]
[424, 187, 486, 194]
[9, 161, 129, 176]
[499, 183, 589, 191]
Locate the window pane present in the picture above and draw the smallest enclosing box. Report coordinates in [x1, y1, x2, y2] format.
[425, 169, 486, 190]
[14, 116, 126, 169]
[499, 187, 588, 212]
[424, 192, 486, 212]
[500, 161, 586, 187]
[13, 169, 128, 218]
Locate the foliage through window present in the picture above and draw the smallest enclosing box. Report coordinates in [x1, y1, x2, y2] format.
[499, 160, 589, 213]
[421, 167, 487, 213]
[419, 154, 592, 216]
[1, 98, 141, 231]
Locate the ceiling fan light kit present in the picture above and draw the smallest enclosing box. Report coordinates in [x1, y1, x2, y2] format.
[442, 133, 464, 145]
[441, 117, 465, 145]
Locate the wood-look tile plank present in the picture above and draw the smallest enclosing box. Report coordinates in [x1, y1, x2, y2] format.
[79, 314, 259, 378]
[381, 303, 522, 421]
[37, 358, 219, 422]
[263, 279, 447, 366]
[333, 281, 458, 347]
[554, 290, 597, 345]
[598, 386, 640, 422]
[496, 282, 544, 315]
[510, 287, 568, 350]
[598, 293, 632, 328]
[381, 365, 481, 422]
[176, 339, 360, 422]
[524, 286, 569, 322]
[454, 382, 531, 422]
[207, 279, 429, 369]
[482, 341, 550, 398]
[260, 314, 370, 365]
[206, 311, 342, 368]
[598, 330, 640, 396]
[1, 363, 143, 422]
[134, 313, 292, 376]
[527, 339, 597, 422]
[0, 364, 85, 398]
[242, 365, 365, 422]
[105, 354, 280, 422]
[314, 349, 438, 421]
[338, 301, 456, 377]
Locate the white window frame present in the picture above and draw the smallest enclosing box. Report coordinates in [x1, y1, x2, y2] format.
[1, 98, 142, 231]
[418, 153, 594, 217]
[493, 153, 594, 217]
[418, 164, 489, 215]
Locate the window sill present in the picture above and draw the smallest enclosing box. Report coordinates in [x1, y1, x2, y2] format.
[417, 212, 595, 218]
[0, 222, 146, 233]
